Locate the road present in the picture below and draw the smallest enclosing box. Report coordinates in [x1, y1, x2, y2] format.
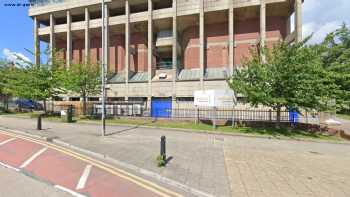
[0, 131, 181, 197]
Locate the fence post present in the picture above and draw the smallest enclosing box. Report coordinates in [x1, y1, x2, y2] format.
[213, 107, 217, 130]
[231, 109, 235, 128]
[195, 107, 199, 125]
[269, 109, 272, 122]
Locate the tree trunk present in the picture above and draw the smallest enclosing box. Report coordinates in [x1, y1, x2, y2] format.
[276, 106, 281, 129]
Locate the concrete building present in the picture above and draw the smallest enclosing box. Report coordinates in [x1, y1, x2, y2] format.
[29, 0, 303, 109]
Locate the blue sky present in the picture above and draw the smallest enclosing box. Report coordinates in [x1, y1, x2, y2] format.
[0, 0, 349, 63]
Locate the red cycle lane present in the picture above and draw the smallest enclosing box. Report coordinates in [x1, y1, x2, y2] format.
[0, 132, 179, 197]
[0, 138, 43, 168]
[23, 148, 86, 191]
[80, 166, 162, 197]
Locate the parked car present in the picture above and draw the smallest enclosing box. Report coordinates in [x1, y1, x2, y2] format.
[15, 99, 43, 110]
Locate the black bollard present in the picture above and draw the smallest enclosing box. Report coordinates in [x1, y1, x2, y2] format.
[37, 114, 42, 130]
[160, 136, 166, 160]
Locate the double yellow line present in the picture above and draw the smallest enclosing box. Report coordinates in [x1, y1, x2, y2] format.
[0, 130, 183, 197]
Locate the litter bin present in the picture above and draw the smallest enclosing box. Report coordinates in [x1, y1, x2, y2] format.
[61, 105, 74, 123]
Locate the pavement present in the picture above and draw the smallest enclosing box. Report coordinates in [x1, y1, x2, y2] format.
[0, 116, 350, 197]
[0, 165, 71, 197]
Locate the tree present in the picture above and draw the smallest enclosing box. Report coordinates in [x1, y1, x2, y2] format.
[228, 39, 335, 127]
[318, 24, 350, 113]
[59, 63, 101, 115]
[4, 49, 64, 112]
[0, 60, 11, 110]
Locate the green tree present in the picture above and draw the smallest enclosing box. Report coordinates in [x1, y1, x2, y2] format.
[228, 39, 335, 127]
[318, 24, 350, 113]
[59, 63, 101, 115]
[0, 60, 11, 110]
[4, 49, 64, 112]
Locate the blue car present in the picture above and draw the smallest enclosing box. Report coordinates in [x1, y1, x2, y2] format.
[15, 99, 43, 110]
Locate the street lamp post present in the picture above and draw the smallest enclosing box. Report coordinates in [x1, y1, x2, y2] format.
[101, 0, 106, 136]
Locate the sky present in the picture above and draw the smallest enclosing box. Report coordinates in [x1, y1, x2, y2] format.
[0, 0, 349, 63]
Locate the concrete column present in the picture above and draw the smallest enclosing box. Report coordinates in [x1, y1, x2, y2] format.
[125, 0, 130, 100]
[172, 0, 177, 99]
[148, 0, 153, 98]
[199, 0, 205, 90]
[66, 10, 72, 68]
[260, 0, 266, 62]
[104, 4, 110, 72]
[34, 16, 40, 66]
[228, 5, 234, 73]
[49, 14, 55, 65]
[295, 0, 302, 42]
[84, 7, 90, 64]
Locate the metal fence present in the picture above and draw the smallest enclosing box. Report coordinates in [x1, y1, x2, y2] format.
[88, 103, 297, 123]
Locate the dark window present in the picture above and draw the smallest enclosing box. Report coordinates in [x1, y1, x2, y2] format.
[177, 97, 194, 102]
[69, 97, 80, 101]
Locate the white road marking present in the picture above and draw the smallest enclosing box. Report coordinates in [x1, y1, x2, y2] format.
[76, 164, 92, 190]
[55, 185, 87, 197]
[19, 147, 48, 168]
[0, 161, 20, 172]
[0, 138, 16, 146]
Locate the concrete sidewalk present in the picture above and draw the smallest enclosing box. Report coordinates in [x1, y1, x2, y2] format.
[1, 116, 350, 197]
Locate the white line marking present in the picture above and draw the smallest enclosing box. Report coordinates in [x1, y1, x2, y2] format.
[55, 185, 87, 197]
[19, 147, 48, 168]
[0, 161, 20, 172]
[0, 138, 16, 146]
[76, 164, 92, 190]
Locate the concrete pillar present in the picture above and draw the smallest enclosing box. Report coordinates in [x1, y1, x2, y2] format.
[228, 5, 234, 73]
[148, 0, 153, 98]
[104, 4, 110, 72]
[172, 0, 177, 99]
[295, 0, 302, 42]
[84, 7, 90, 64]
[125, 0, 130, 100]
[49, 14, 55, 65]
[66, 10, 72, 68]
[34, 16, 40, 66]
[260, 0, 266, 62]
[199, 0, 205, 90]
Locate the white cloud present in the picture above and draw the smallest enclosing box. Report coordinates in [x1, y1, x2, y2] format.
[302, 21, 343, 44]
[2, 48, 31, 67]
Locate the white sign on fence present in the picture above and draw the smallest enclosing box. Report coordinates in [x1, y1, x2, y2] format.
[194, 89, 237, 107]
